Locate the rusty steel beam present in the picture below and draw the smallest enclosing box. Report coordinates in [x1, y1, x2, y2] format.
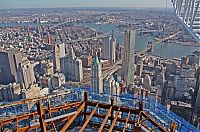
[141, 123, 152, 131]
[98, 106, 112, 132]
[46, 98, 57, 132]
[79, 103, 99, 132]
[16, 114, 75, 132]
[87, 101, 140, 114]
[108, 109, 120, 132]
[139, 117, 149, 124]
[123, 111, 130, 132]
[60, 102, 85, 132]
[0, 102, 81, 126]
[89, 122, 133, 132]
[170, 122, 177, 132]
[141, 111, 168, 132]
[36, 101, 47, 132]
[0, 91, 71, 109]
[85, 112, 136, 124]
[84, 92, 88, 122]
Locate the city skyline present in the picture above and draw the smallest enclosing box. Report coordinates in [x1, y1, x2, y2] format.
[0, 1, 199, 130]
[0, 0, 172, 9]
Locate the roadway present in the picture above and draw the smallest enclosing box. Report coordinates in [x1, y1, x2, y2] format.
[137, 32, 180, 55]
[65, 32, 111, 44]
[102, 60, 122, 79]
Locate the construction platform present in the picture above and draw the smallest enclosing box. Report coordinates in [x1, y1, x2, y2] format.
[0, 88, 199, 132]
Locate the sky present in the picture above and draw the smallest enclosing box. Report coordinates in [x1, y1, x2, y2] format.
[0, 0, 173, 9]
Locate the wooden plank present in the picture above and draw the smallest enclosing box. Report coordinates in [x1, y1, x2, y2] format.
[122, 111, 130, 132]
[60, 102, 85, 132]
[98, 106, 112, 132]
[108, 109, 120, 132]
[79, 103, 99, 132]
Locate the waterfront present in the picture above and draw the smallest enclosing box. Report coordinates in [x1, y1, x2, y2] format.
[77, 23, 199, 59]
[0, 22, 199, 59]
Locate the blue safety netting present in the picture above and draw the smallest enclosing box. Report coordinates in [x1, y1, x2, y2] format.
[0, 87, 199, 131]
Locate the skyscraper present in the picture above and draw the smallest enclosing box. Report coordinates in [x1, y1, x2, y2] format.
[91, 53, 103, 93]
[193, 68, 200, 111]
[0, 49, 22, 84]
[122, 30, 136, 86]
[17, 60, 36, 89]
[102, 36, 116, 63]
[60, 46, 83, 82]
[53, 43, 65, 73]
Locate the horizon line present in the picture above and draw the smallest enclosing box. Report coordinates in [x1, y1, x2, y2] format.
[0, 6, 173, 10]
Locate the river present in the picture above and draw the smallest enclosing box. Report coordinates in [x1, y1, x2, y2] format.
[76, 23, 199, 59]
[0, 22, 199, 59]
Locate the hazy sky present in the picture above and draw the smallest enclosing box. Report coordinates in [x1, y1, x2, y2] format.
[0, 0, 172, 9]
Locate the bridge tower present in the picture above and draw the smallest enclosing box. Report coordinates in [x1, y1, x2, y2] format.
[147, 42, 153, 53]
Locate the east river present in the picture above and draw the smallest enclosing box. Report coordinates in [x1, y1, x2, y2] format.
[0, 22, 199, 59]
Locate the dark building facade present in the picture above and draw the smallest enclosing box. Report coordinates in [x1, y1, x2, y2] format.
[0, 49, 22, 84]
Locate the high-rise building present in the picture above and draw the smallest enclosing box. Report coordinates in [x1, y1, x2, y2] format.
[81, 55, 93, 68]
[0, 49, 22, 84]
[102, 36, 116, 63]
[193, 68, 200, 111]
[122, 30, 136, 86]
[21, 84, 40, 99]
[53, 43, 65, 73]
[17, 60, 36, 89]
[91, 53, 103, 93]
[51, 72, 65, 90]
[60, 46, 83, 82]
[136, 61, 144, 77]
[0, 83, 21, 101]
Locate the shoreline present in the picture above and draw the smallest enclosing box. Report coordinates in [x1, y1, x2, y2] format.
[167, 41, 200, 47]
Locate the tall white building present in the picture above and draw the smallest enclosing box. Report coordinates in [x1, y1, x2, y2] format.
[122, 30, 136, 86]
[60, 46, 83, 82]
[17, 60, 36, 89]
[91, 53, 103, 93]
[53, 43, 65, 72]
[102, 36, 116, 63]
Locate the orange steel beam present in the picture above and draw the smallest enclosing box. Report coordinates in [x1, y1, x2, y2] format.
[16, 114, 75, 132]
[60, 102, 85, 132]
[46, 98, 57, 132]
[87, 101, 140, 114]
[98, 106, 112, 132]
[108, 109, 120, 132]
[36, 101, 47, 132]
[141, 111, 168, 132]
[0, 102, 81, 125]
[79, 103, 99, 132]
[141, 123, 152, 131]
[170, 122, 177, 132]
[0, 91, 71, 109]
[122, 111, 130, 132]
[85, 112, 135, 124]
[16, 118, 19, 132]
[139, 117, 148, 124]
